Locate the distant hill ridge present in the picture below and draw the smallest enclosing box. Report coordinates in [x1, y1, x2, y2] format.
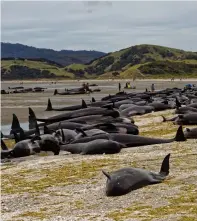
[1, 42, 106, 66]
[1, 43, 197, 80]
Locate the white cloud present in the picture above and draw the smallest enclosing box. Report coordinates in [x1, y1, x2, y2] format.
[1, 1, 197, 52]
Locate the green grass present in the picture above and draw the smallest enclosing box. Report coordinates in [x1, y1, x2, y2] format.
[13, 211, 47, 220]
[66, 63, 86, 70]
[1, 59, 74, 78]
[1, 158, 120, 194]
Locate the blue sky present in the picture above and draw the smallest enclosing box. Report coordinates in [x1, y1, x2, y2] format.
[1, 1, 197, 52]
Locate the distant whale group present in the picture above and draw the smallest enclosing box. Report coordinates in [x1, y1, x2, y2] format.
[1, 84, 197, 196]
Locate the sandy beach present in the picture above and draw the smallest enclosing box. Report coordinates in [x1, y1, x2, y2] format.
[1, 79, 197, 129]
[1, 109, 197, 221]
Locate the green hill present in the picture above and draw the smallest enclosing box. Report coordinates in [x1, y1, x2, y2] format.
[1, 59, 74, 80]
[83, 44, 197, 79]
[2, 44, 197, 80]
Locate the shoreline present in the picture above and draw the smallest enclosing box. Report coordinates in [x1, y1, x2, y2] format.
[2, 78, 197, 84]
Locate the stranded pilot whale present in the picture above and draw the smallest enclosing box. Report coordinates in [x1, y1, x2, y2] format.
[184, 127, 197, 139]
[60, 139, 125, 155]
[70, 126, 186, 146]
[102, 153, 170, 196]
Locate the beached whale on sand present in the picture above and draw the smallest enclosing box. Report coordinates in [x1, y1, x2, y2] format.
[183, 127, 197, 139]
[70, 126, 186, 146]
[102, 153, 170, 196]
[60, 139, 125, 155]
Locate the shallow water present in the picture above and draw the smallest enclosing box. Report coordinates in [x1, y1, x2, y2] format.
[1, 122, 29, 134]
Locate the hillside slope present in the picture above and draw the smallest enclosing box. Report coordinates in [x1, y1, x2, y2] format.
[2, 44, 197, 80]
[1, 59, 74, 80]
[1, 42, 106, 66]
[77, 44, 197, 78]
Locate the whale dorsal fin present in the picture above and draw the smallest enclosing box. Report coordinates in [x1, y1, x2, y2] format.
[1, 139, 8, 150]
[92, 97, 96, 102]
[82, 99, 87, 108]
[54, 89, 58, 95]
[11, 114, 21, 133]
[28, 107, 37, 129]
[174, 126, 186, 142]
[159, 153, 170, 176]
[46, 98, 53, 111]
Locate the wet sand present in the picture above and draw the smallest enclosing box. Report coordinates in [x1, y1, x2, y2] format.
[1, 79, 197, 131]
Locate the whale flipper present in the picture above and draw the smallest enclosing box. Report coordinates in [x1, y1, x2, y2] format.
[102, 170, 111, 180]
[161, 115, 167, 122]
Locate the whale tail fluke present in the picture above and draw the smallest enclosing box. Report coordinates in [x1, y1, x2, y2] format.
[174, 126, 186, 142]
[46, 98, 53, 111]
[159, 153, 170, 176]
[10, 114, 21, 134]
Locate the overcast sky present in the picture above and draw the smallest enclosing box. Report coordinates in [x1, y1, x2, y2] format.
[1, 1, 197, 52]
